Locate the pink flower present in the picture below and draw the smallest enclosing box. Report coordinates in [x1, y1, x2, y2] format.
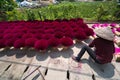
[4, 29, 12, 34]
[13, 32, 24, 39]
[84, 28, 94, 36]
[33, 33, 43, 39]
[64, 31, 74, 38]
[25, 38, 37, 47]
[54, 31, 64, 39]
[0, 39, 5, 48]
[0, 34, 3, 39]
[69, 21, 79, 28]
[74, 31, 87, 40]
[14, 39, 25, 48]
[42, 34, 54, 40]
[73, 27, 84, 33]
[34, 39, 48, 50]
[12, 29, 21, 33]
[36, 29, 45, 34]
[14, 25, 23, 29]
[54, 27, 64, 32]
[63, 27, 73, 32]
[91, 24, 100, 29]
[22, 33, 33, 39]
[76, 18, 84, 23]
[110, 23, 117, 28]
[100, 23, 109, 27]
[5, 38, 16, 47]
[0, 29, 5, 33]
[27, 29, 37, 34]
[116, 28, 120, 32]
[22, 28, 28, 33]
[3, 34, 13, 39]
[79, 23, 88, 29]
[115, 47, 120, 54]
[44, 29, 54, 34]
[60, 37, 73, 47]
[52, 21, 60, 27]
[48, 37, 60, 47]
[0, 24, 8, 29]
[112, 28, 116, 34]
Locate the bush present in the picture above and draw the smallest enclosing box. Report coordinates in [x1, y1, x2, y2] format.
[2, 1, 119, 21]
[0, 0, 17, 21]
[95, 1, 118, 21]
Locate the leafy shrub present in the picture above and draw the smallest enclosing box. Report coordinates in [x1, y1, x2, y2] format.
[2, 1, 119, 21]
[26, 9, 36, 21]
[95, 1, 118, 21]
[0, 0, 17, 21]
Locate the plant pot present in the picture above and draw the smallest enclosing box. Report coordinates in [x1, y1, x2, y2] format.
[28, 47, 36, 51]
[4, 47, 10, 50]
[40, 50, 46, 53]
[21, 47, 29, 50]
[51, 47, 58, 51]
[62, 46, 69, 50]
[75, 39, 81, 43]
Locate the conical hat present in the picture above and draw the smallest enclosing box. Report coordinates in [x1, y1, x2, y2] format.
[94, 27, 114, 41]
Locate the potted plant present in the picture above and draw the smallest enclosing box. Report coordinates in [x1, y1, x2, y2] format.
[60, 37, 73, 50]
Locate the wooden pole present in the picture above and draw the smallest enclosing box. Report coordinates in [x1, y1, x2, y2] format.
[23, 66, 41, 80]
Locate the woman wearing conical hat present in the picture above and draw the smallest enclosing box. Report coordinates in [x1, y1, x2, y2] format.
[72, 27, 115, 64]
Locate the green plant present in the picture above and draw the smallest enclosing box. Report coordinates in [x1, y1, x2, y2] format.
[114, 9, 120, 18]
[0, 0, 17, 11]
[0, 0, 17, 21]
[38, 11, 43, 20]
[95, 1, 118, 21]
[96, 3, 109, 21]
[3, 1, 119, 21]
[38, 11, 46, 20]
[26, 9, 36, 21]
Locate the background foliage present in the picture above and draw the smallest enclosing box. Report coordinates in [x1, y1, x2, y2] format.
[0, 0, 17, 21]
[1, 1, 119, 22]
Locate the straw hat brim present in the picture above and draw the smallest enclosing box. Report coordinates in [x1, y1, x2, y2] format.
[94, 27, 114, 41]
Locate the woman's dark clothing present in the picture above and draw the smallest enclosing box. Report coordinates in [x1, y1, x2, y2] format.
[76, 37, 115, 64]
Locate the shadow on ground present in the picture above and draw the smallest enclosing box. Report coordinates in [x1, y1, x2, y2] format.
[88, 57, 115, 78]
